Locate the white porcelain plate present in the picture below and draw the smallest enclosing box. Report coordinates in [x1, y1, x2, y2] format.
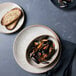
[0, 2, 24, 34]
[13, 25, 61, 74]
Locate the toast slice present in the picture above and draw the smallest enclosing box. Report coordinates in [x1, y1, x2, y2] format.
[6, 19, 18, 30]
[1, 8, 22, 26]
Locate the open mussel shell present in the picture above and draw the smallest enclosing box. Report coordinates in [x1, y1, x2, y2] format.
[42, 61, 50, 64]
[31, 56, 40, 64]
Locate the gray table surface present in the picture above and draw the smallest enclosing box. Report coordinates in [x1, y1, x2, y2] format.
[0, 0, 76, 76]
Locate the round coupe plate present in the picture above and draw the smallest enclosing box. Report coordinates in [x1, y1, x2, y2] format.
[13, 25, 61, 74]
[0, 2, 24, 34]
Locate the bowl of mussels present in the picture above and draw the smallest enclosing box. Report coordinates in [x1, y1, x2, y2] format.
[51, 0, 76, 9]
[26, 35, 60, 68]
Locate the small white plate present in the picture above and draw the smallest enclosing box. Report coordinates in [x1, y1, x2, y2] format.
[0, 2, 24, 34]
[13, 25, 61, 74]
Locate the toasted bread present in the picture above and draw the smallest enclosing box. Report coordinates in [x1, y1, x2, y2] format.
[6, 19, 18, 30]
[1, 8, 22, 26]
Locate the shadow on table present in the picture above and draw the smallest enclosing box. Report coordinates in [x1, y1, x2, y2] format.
[31, 39, 76, 76]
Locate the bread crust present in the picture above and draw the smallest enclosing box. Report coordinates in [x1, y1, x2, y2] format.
[6, 19, 18, 30]
[1, 8, 22, 26]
